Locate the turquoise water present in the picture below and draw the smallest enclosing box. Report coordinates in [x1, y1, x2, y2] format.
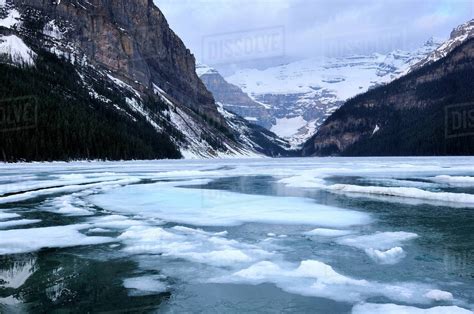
[0, 158, 473, 313]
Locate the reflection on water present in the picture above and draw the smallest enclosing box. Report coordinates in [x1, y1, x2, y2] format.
[0, 254, 37, 289]
[0, 250, 169, 313]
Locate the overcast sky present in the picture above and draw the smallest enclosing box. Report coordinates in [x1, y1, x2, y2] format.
[156, 0, 473, 66]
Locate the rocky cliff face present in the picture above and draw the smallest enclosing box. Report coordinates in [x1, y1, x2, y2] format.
[12, 0, 221, 122]
[196, 64, 274, 128]
[0, 0, 290, 160]
[302, 37, 474, 156]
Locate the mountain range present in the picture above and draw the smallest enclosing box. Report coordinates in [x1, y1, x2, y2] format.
[0, 0, 472, 160]
[302, 20, 474, 156]
[212, 39, 442, 147]
[0, 0, 290, 161]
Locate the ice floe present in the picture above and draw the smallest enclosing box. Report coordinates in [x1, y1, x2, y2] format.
[329, 184, 474, 207]
[118, 225, 272, 267]
[214, 259, 453, 305]
[0, 178, 140, 204]
[429, 175, 474, 186]
[352, 303, 472, 314]
[0, 212, 20, 220]
[123, 275, 168, 296]
[0, 224, 114, 255]
[89, 183, 371, 227]
[338, 232, 418, 250]
[364, 247, 406, 265]
[42, 194, 94, 216]
[0, 219, 41, 229]
[304, 228, 353, 237]
[338, 232, 417, 264]
[424, 289, 454, 301]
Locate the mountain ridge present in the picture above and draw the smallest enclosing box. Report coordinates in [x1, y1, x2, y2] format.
[301, 36, 474, 157]
[0, 0, 290, 160]
[221, 38, 442, 147]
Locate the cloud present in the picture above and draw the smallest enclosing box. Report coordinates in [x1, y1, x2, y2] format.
[155, 0, 473, 64]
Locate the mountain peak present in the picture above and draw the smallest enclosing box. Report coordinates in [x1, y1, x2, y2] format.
[409, 19, 474, 72]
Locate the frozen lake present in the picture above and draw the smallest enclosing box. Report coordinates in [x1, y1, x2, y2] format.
[0, 157, 473, 313]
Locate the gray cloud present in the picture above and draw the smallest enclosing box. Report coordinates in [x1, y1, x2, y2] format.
[155, 0, 473, 64]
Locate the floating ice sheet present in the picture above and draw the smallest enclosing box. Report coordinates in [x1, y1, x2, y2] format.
[352, 303, 472, 314]
[89, 183, 371, 227]
[118, 225, 272, 267]
[304, 228, 353, 237]
[329, 184, 474, 206]
[123, 275, 168, 296]
[0, 224, 115, 255]
[213, 259, 454, 305]
[338, 232, 418, 251]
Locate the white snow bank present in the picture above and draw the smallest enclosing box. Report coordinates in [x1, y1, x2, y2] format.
[270, 116, 307, 138]
[352, 303, 471, 314]
[364, 247, 406, 265]
[0, 224, 114, 255]
[89, 182, 371, 227]
[0, 35, 36, 66]
[0, 9, 20, 28]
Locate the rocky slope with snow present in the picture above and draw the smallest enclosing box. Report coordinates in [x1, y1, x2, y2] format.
[197, 63, 274, 128]
[409, 19, 474, 72]
[0, 0, 289, 160]
[225, 39, 442, 147]
[302, 34, 474, 156]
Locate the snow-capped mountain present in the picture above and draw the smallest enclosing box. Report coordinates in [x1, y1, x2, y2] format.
[225, 39, 442, 147]
[302, 19, 474, 157]
[197, 63, 274, 128]
[302, 36, 474, 157]
[409, 19, 474, 72]
[0, 0, 291, 160]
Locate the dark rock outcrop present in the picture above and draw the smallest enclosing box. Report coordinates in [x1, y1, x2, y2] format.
[197, 65, 274, 128]
[13, 0, 223, 124]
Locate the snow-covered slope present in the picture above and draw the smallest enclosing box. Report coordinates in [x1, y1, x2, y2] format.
[225, 39, 442, 147]
[409, 19, 474, 72]
[0, 35, 36, 66]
